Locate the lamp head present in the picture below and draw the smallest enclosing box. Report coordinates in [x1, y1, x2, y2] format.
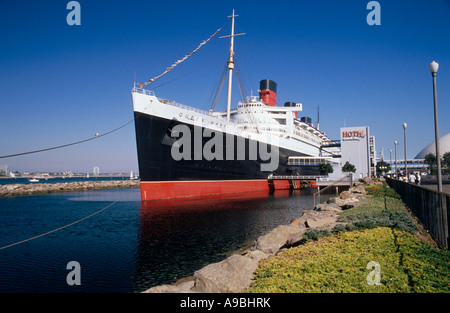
[403, 122, 407, 129]
[429, 61, 439, 74]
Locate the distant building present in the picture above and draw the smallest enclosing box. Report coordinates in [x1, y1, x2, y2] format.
[387, 159, 428, 175]
[340, 126, 376, 178]
[93, 167, 100, 176]
[0, 164, 9, 177]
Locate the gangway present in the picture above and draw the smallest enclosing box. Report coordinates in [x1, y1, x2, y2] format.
[267, 174, 323, 190]
[321, 140, 341, 148]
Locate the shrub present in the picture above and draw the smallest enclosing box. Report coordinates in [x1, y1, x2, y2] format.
[334, 210, 418, 234]
[332, 224, 356, 234]
[302, 228, 331, 241]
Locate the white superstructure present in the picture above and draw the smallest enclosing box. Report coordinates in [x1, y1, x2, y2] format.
[132, 87, 339, 159]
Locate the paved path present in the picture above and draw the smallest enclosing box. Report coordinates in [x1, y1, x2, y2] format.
[420, 183, 450, 194]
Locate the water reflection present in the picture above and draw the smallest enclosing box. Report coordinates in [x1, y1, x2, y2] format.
[133, 189, 326, 292]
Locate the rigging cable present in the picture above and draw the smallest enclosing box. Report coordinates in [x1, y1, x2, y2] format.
[209, 64, 228, 112]
[0, 118, 136, 159]
[234, 60, 248, 102]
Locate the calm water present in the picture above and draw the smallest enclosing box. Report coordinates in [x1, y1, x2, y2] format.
[0, 187, 328, 293]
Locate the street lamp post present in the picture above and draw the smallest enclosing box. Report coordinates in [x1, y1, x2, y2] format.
[389, 149, 392, 175]
[430, 61, 443, 193]
[394, 140, 398, 179]
[403, 123, 407, 178]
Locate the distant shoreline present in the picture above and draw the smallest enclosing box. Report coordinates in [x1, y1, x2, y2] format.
[0, 180, 140, 198]
[0, 174, 133, 179]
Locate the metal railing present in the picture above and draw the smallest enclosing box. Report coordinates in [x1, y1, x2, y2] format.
[386, 177, 449, 250]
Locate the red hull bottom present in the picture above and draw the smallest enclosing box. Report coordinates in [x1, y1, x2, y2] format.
[140, 180, 272, 201]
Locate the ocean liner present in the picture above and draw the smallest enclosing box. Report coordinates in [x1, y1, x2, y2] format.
[132, 11, 340, 200]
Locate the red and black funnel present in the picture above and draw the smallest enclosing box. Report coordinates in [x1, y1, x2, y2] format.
[259, 79, 277, 106]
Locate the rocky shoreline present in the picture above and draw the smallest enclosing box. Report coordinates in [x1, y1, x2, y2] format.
[143, 181, 374, 293]
[0, 180, 140, 197]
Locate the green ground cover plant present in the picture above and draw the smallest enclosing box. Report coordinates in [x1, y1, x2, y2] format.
[246, 183, 450, 293]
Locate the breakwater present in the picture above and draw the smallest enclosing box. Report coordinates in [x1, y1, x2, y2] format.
[0, 180, 140, 197]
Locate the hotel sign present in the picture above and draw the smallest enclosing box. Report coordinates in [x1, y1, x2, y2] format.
[342, 130, 366, 140]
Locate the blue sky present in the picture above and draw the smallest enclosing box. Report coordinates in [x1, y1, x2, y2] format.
[0, 0, 449, 173]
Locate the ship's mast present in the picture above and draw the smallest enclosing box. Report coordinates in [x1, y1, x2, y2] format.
[220, 9, 245, 122]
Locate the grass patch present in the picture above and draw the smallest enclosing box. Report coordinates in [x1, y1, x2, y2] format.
[246, 182, 450, 293]
[339, 186, 404, 217]
[246, 227, 450, 293]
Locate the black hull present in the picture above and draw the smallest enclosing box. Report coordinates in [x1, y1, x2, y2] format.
[133, 113, 319, 182]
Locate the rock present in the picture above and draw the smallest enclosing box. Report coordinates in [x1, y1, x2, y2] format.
[333, 197, 346, 207]
[362, 177, 374, 185]
[339, 190, 353, 200]
[305, 216, 336, 229]
[327, 196, 338, 204]
[143, 250, 269, 294]
[284, 230, 308, 248]
[251, 225, 301, 254]
[5, 184, 19, 191]
[143, 280, 195, 293]
[244, 249, 270, 262]
[314, 203, 341, 213]
[192, 254, 261, 293]
[333, 197, 359, 209]
[351, 186, 367, 195]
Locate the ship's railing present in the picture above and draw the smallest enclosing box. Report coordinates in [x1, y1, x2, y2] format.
[158, 98, 211, 116]
[132, 87, 211, 116]
[131, 87, 155, 96]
